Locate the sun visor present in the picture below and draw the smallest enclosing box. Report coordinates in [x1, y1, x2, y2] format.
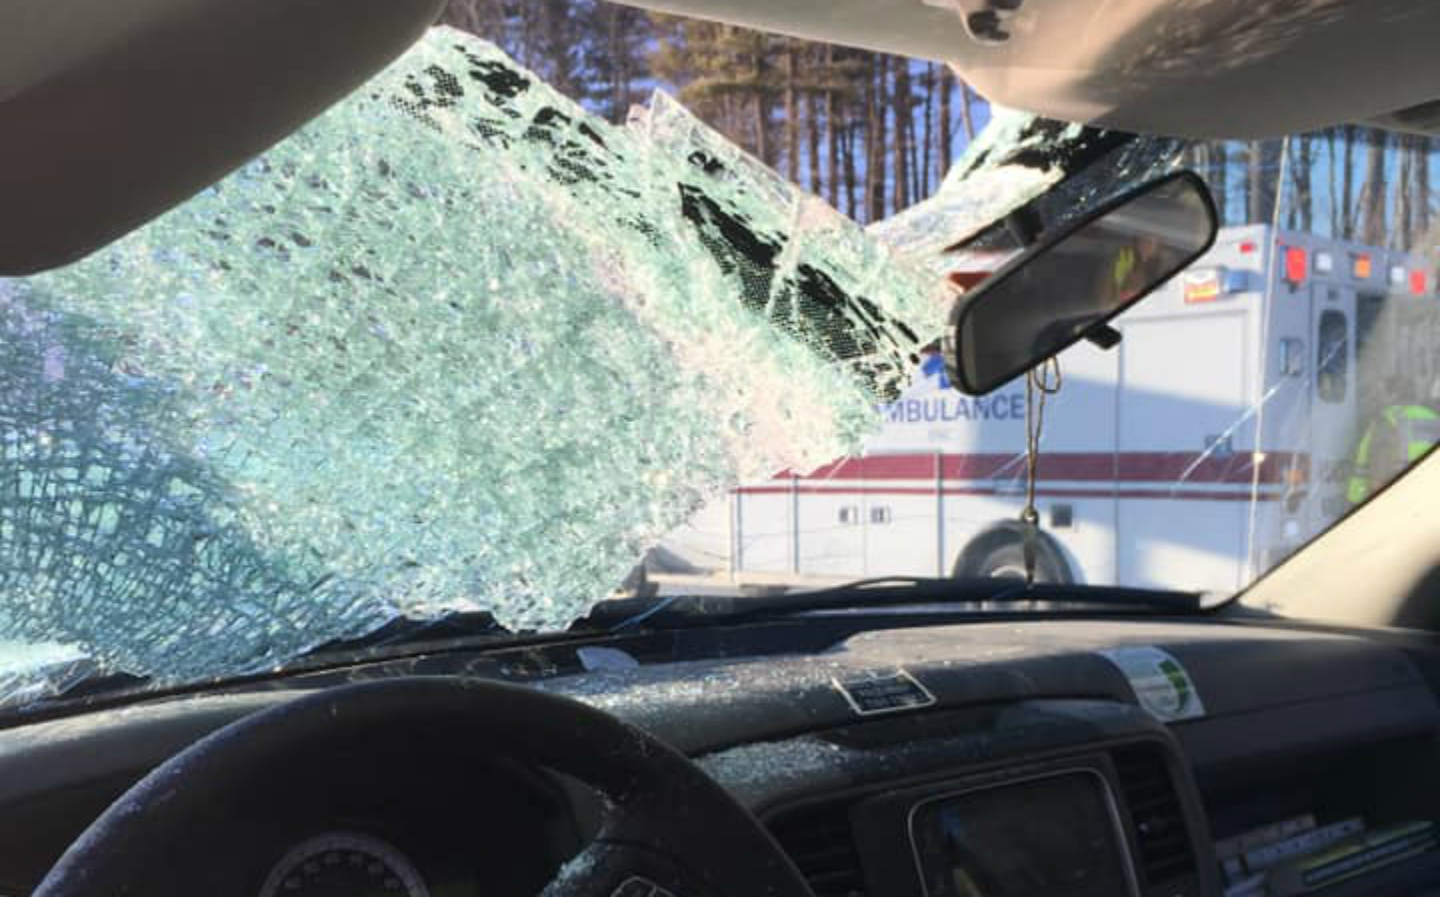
[0, 0, 445, 275]
[615, 0, 1440, 140]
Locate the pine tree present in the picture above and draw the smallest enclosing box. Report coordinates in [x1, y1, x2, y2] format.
[441, 2, 994, 216]
[1359, 129, 1389, 245]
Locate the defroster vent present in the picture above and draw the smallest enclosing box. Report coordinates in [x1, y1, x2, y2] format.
[768, 800, 868, 897]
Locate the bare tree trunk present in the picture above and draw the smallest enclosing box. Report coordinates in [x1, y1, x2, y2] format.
[753, 93, 769, 165]
[1202, 142, 1226, 225]
[535, 0, 556, 89]
[866, 55, 888, 222]
[843, 122, 859, 218]
[439, 0, 473, 32]
[825, 45, 839, 208]
[1188, 143, 1222, 224]
[1242, 142, 1255, 223]
[1415, 136, 1432, 244]
[806, 50, 817, 194]
[910, 115, 922, 202]
[1395, 135, 1414, 249]
[908, 78, 923, 203]
[919, 64, 934, 199]
[863, 59, 877, 221]
[443, 0, 505, 41]
[1247, 142, 1281, 225]
[892, 59, 910, 212]
[1341, 126, 1356, 239]
[517, 0, 537, 67]
[1326, 129, 1340, 237]
[938, 66, 953, 183]
[1291, 136, 1314, 232]
[1185, 142, 1209, 177]
[783, 41, 799, 181]
[607, 6, 625, 122]
[807, 88, 822, 195]
[959, 81, 976, 141]
[1359, 129, 1388, 245]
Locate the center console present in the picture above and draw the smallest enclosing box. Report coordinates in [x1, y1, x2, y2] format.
[908, 769, 1137, 897]
[761, 729, 1212, 897]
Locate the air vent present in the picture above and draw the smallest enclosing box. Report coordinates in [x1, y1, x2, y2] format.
[768, 801, 867, 897]
[1112, 743, 1198, 893]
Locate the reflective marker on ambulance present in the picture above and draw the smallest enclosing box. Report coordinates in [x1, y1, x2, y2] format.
[1184, 270, 1222, 304]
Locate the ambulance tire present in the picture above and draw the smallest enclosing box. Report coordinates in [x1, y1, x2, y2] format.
[954, 525, 1074, 584]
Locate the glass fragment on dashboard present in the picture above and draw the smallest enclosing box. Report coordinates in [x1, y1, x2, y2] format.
[0, 27, 945, 694]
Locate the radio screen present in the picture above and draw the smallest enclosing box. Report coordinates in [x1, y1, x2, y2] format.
[911, 772, 1133, 897]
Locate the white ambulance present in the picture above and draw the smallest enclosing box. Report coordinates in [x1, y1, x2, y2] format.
[665, 225, 1440, 594]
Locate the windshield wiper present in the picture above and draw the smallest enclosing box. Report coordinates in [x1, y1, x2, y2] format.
[50, 669, 151, 701]
[300, 609, 512, 659]
[582, 577, 1203, 631]
[0, 612, 576, 721]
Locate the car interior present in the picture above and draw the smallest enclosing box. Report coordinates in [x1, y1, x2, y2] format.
[3, 1, 1440, 897]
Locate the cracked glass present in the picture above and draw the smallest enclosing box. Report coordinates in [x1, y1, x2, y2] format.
[2, 24, 1427, 709]
[0, 28, 951, 698]
[660, 127, 1440, 610]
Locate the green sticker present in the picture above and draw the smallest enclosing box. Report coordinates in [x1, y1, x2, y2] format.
[1101, 647, 1206, 722]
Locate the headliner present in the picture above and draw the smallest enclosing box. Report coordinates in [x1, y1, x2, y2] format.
[615, 0, 1440, 139]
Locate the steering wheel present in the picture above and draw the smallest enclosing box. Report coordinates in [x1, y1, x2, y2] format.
[32, 677, 814, 897]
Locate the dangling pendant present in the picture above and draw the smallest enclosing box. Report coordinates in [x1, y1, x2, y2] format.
[1020, 505, 1040, 587]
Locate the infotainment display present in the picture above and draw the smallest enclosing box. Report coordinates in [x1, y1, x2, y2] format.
[910, 771, 1135, 897]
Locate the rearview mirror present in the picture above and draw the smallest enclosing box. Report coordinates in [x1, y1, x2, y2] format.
[943, 170, 1218, 395]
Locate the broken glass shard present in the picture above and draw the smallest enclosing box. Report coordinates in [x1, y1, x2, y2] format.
[0, 27, 945, 694]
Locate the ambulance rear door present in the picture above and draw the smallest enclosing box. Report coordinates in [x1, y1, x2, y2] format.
[1309, 284, 1358, 529]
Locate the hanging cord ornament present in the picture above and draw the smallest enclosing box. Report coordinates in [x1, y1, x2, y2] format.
[1021, 356, 1063, 586]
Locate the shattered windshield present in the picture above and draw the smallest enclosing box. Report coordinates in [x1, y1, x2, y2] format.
[2, 17, 1436, 709]
[0, 28, 953, 693]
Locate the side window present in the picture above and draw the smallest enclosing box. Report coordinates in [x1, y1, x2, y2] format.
[1317, 310, 1348, 403]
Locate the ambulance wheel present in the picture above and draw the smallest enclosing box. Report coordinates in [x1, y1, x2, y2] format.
[954, 524, 1074, 584]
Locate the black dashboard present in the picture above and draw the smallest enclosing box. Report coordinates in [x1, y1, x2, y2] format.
[2, 613, 1439, 897]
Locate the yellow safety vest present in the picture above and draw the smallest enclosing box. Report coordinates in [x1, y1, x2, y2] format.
[1112, 246, 1137, 294]
[1347, 405, 1440, 504]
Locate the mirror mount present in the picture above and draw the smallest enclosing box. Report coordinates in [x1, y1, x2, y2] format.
[1084, 323, 1124, 351]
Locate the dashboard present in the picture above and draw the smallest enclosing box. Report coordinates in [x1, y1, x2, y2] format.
[1, 614, 1439, 897]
